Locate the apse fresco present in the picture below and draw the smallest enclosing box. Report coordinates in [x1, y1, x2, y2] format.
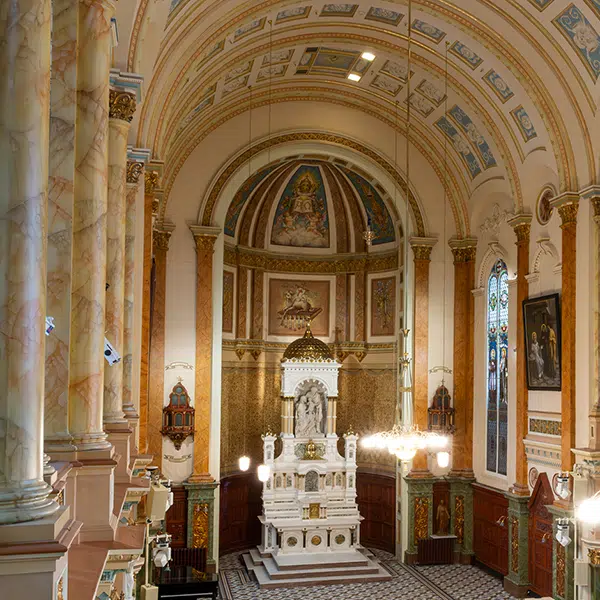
[224, 165, 277, 237]
[338, 167, 395, 245]
[271, 165, 331, 248]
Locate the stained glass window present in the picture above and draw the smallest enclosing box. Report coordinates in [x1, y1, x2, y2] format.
[486, 259, 508, 475]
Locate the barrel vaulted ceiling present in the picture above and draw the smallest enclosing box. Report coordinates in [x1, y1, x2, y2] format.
[114, 0, 600, 235]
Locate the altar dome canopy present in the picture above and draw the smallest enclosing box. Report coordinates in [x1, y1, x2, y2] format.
[224, 159, 398, 253]
[282, 325, 335, 363]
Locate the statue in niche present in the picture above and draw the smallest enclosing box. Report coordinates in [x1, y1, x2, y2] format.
[295, 384, 326, 437]
[436, 498, 450, 535]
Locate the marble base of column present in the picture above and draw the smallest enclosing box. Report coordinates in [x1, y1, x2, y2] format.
[448, 476, 475, 563]
[404, 477, 434, 564]
[548, 504, 574, 600]
[185, 481, 219, 570]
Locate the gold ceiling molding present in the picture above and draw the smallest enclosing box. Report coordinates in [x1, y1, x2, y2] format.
[163, 92, 470, 234]
[417, 0, 581, 190]
[223, 244, 399, 274]
[161, 28, 525, 178]
[138, 3, 581, 191]
[197, 131, 430, 236]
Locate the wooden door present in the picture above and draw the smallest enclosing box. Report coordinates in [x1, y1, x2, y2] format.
[473, 484, 509, 574]
[356, 472, 395, 553]
[528, 473, 553, 597]
[165, 486, 188, 548]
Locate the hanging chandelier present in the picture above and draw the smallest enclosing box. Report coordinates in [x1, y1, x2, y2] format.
[360, 0, 449, 463]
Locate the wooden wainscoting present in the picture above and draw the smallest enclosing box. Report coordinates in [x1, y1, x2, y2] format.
[473, 483, 508, 575]
[528, 473, 553, 597]
[220, 472, 263, 555]
[165, 485, 188, 548]
[356, 471, 395, 554]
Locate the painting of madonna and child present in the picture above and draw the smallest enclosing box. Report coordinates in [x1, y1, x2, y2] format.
[522, 293, 561, 391]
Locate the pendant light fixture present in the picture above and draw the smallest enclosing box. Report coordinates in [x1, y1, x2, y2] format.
[362, 0, 448, 461]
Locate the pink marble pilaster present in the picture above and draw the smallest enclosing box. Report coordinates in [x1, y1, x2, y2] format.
[122, 162, 144, 427]
[68, 0, 115, 450]
[0, 0, 59, 522]
[103, 92, 136, 425]
[44, 0, 79, 452]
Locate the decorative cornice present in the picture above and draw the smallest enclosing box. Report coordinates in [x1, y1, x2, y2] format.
[126, 160, 144, 184]
[109, 89, 137, 122]
[223, 244, 397, 274]
[508, 213, 532, 243]
[449, 237, 477, 263]
[410, 237, 437, 262]
[145, 171, 159, 194]
[153, 229, 173, 252]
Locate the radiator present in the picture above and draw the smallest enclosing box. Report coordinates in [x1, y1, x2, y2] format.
[171, 547, 207, 572]
[417, 537, 454, 565]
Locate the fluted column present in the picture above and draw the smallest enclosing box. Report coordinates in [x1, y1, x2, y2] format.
[68, 0, 115, 450]
[103, 90, 136, 425]
[147, 227, 173, 471]
[449, 239, 477, 476]
[44, 0, 78, 453]
[409, 238, 436, 475]
[139, 170, 158, 452]
[189, 226, 220, 482]
[0, 0, 58, 523]
[122, 160, 144, 428]
[509, 215, 532, 495]
[552, 193, 579, 474]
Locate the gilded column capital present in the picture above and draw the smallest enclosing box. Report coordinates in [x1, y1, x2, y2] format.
[507, 213, 532, 243]
[145, 171, 159, 194]
[589, 548, 600, 566]
[410, 237, 437, 261]
[109, 89, 136, 122]
[591, 197, 600, 220]
[189, 225, 221, 255]
[550, 191, 579, 228]
[126, 160, 144, 184]
[153, 229, 173, 253]
[449, 237, 477, 264]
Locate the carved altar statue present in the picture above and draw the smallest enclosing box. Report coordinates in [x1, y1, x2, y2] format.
[243, 326, 391, 587]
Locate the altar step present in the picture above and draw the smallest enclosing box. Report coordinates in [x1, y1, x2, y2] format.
[242, 548, 392, 588]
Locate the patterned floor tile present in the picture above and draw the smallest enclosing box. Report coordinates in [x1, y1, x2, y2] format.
[218, 549, 520, 600]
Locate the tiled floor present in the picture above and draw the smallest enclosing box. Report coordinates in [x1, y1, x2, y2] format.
[218, 549, 519, 600]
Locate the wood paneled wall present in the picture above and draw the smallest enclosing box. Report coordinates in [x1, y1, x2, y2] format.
[356, 471, 395, 554]
[473, 484, 508, 575]
[219, 473, 263, 555]
[165, 485, 188, 548]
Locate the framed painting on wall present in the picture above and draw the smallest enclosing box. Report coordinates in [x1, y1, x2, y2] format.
[522, 293, 561, 391]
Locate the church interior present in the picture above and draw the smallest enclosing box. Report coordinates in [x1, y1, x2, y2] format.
[2, 0, 600, 599]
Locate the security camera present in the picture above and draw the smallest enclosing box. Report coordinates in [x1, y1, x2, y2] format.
[104, 338, 121, 365]
[45, 316, 55, 336]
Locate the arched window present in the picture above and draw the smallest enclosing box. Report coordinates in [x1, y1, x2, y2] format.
[486, 259, 508, 475]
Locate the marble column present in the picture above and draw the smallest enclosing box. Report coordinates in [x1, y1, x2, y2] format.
[139, 170, 158, 452]
[189, 226, 220, 482]
[44, 0, 78, 454]
[104, 90, 136, 425]
[122, 160, 144, 432]
[236, 266, 248, 339]
[409, 238, 436, 475]
[589, 196, 600, 448]
[147, 226, 173, 472]
[552, 193, 579, 474]
[68, 0, 115, 451]
[251, 264, 265, 341]
[0, 0, 59, 524]
[449, 239, 477, 476]
[509, 214, 532, 495]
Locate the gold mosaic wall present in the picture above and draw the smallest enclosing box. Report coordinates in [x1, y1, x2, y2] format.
[220, 355, 396, 474]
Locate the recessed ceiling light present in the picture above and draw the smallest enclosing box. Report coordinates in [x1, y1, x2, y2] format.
[361, 51, 376, 62]
[347, 73, 361, 82]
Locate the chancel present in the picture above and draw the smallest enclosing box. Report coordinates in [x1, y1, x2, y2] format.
[1, 0, 600, 599]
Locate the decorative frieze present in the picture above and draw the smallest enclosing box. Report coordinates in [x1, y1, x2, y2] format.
[510, 516, 519, 574]
[109, 89, 136, 122]
[529, 418, 561, 436]
[414, 497, 429, 541]
[454, 495, 465, 544]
